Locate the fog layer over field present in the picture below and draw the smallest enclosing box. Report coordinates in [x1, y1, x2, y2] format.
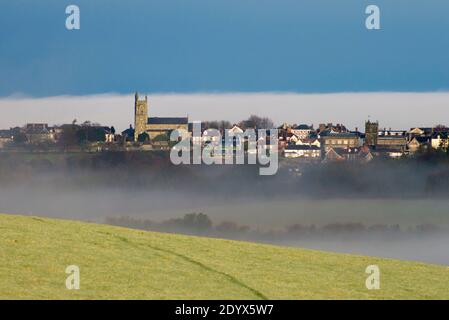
[1, 152, 449, 265]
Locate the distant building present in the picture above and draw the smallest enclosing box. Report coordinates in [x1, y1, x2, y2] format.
[376, 129, 407, 151]
[103, 127, 115, 143]
[295, 137, 321, 148]
[228, 125, 244, 135]
[318, 123, 348, 134]
[277, 123, 291, 145]
[322, 148, 345, 162]
[24, 123, 55, 144]
[320, 132, 361, 153]
[431, 132, 449, 150]
[283, 145, 321, 159]
[202, 128, 222, 143]
[408, 136, 431, 153]
[323, 147, 373, 163]
[0, 129, 12, 148]
[121, 125, 135, 142]
[291, 124, 313, 139]
[147, 117, 189, 140]
[409, 127, 433, 138]
[133, 92, 188, 141]
[364, 120, 378, 147]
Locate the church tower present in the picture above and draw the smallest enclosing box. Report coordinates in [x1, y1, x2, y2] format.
[134, 92, 148, 141]
[365, 120, 379, 147]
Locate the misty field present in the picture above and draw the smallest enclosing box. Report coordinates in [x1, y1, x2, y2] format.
[1, 213, 449, 299]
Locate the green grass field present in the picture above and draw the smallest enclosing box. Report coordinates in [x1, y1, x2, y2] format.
[1, 213, 448, 299]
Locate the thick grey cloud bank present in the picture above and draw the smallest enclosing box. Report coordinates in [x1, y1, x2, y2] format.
[0, 92, 448, 131]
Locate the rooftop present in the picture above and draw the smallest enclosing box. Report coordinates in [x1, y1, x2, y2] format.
[147, 117, 188, 125]
[293, 124, 312, 130]
[285, 145, 320, 150]
[320, 131, 357, 138]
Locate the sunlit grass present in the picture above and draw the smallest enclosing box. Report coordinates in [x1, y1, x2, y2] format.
[1, 213, 448, 299]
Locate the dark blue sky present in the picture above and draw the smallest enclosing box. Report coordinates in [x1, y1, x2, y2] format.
[1, 0, 448, 97]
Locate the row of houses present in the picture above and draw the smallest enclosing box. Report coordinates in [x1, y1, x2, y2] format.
[281, 121, 449, 162]
[1, 93, 448, 162]
[1, 120, 448, 160]
[0, 124, 58, 146]
[0, 123, 118, 148]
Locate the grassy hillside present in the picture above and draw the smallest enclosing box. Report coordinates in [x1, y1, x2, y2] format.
[1, 213, 448, 299]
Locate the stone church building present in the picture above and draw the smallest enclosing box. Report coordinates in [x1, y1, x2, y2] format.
[134, 92, 188, 141]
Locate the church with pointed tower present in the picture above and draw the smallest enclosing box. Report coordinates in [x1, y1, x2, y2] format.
[133, 92, 189, 142]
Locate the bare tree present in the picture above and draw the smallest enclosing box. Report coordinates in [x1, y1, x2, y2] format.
[239, 115, 274, 129]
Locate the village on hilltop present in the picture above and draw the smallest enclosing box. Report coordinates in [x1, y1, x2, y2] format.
[0, 92, 448, 163]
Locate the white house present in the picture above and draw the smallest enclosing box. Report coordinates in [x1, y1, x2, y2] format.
[431, 132, 449, 150]
[295, 138, 321, 148]
[283, 145, 321, 158]
[291, 124, 313, 139]
[228, 125, 244, 135]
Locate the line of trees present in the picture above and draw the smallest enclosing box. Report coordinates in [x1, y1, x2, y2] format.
[58, 121, 114, 149]
[105, 213, 446, 241]
[203, 115, 275, 131]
